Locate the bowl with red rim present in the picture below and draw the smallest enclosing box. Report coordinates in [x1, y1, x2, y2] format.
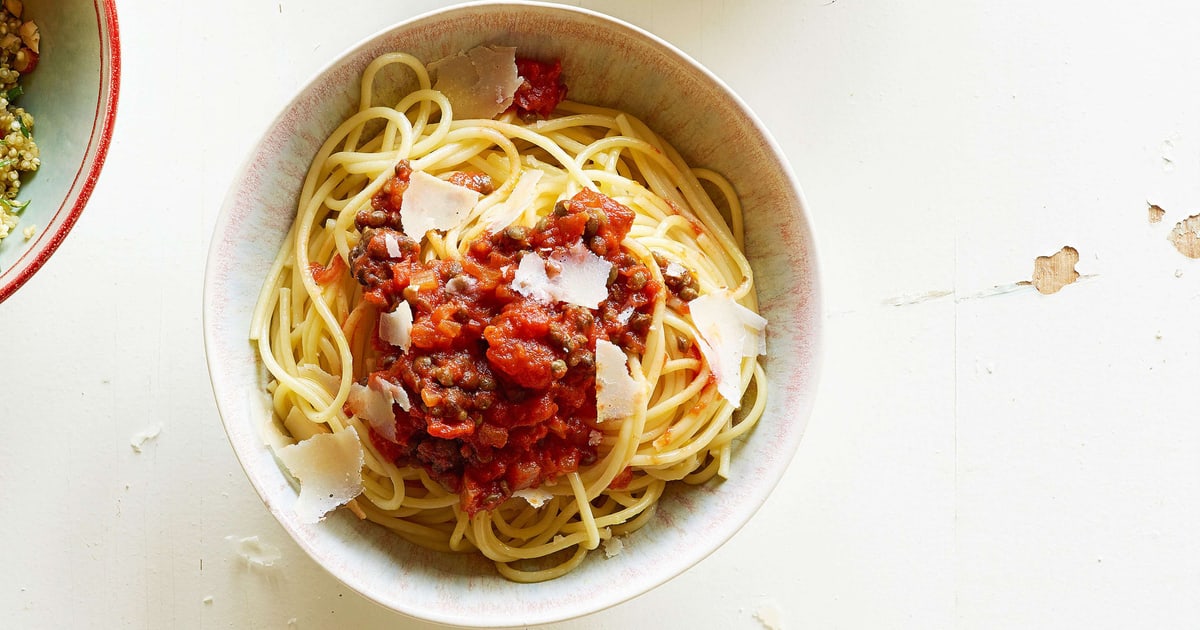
[204, 1, 821, 626]
[0, 0, 120, 304]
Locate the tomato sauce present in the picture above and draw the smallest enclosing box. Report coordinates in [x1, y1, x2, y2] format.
[348, 182, 660, 514]
[308, 255, 346, 285]
[511, 57, 568, 119]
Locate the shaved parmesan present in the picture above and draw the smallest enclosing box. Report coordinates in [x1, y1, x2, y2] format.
[373, 377, 411, 413]
[346, 375, 410, 443]
[298, 364, 341, 397]
[431, 45, 522, 120]
[383, 232, 403, 258]
[487, 169, 544, 231]
[595, 339, 640, 422]
[446, 275, 475, 294]
[512, 487, 554, 508]
[401, 170, 481, 239]
[689, 292, 767, 406]
[276, 427, 364, 524]
[263, 408, 300, 451]
[379, 301, 413, 352]
[551, 243, 613, 308]
[511, 243, 613, 308]
[602, 536, 625, 558]
[348, 383, 391, 425]
[512, 252, 553, 302]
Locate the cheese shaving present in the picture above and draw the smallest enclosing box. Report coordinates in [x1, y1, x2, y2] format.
[602, 536, 625, 558]
[383, 232, 403, 258]
[373, 377, 412, 413]
[689, 291, 767, 405]
[298, 364, 341, 397]
[446, 275, 475, 294]
[512, 252, 553, 302]
[595, 339, 639, 422]
[511, 243, 613, 308]
[431, 45, 522, 120]
[512, 487, 555, 508]
[348, 383, 392, 427]
[379, 301, 413, 352]
[276, 427, 364, 524]
[346, 375, 410, 443]
[487, 169, 544, 231]
[551, 243, 613, 308]
[401, 170, 481, 239]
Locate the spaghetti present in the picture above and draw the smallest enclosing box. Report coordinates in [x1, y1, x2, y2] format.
[250, 50, 766, 582]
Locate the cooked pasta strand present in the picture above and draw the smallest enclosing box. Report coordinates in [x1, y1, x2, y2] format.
[251, 51, 766, 583]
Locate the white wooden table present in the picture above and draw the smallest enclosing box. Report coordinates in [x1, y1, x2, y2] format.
[2, 1, 1197, 627]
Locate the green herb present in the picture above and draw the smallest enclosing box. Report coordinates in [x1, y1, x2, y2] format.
[0, 197, 28, 213]
[17, 117, 29, 137]
[0, 158, 15, 169]
[5, 84, 22, 100]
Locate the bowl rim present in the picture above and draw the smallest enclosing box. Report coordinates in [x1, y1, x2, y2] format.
[204, 1, 823, 626]
[0, 0, 122, 304]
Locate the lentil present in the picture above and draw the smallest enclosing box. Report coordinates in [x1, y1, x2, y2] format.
[0, 4, 37, 243]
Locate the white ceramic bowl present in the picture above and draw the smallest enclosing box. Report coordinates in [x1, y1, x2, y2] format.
[204, 2, 821, 626]
[0, 0, 119, 303]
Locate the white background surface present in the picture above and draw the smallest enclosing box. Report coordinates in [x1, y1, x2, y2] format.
[1, 0, 1198, 628]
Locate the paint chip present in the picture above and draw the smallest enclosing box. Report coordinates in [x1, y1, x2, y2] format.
[1162, 139, 1176, 172]
[1168, 214, 1200, 258]
[883, 289, 953, 307]
[753, 602, 784, 630]
[226, 535, 282, 568]
[1031, 246, 1080, 295]
[130, 424, 162, 453]
[1148, 203, 1165, 224]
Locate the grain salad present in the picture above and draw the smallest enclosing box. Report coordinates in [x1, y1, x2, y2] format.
[0, 0, 39, 242]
